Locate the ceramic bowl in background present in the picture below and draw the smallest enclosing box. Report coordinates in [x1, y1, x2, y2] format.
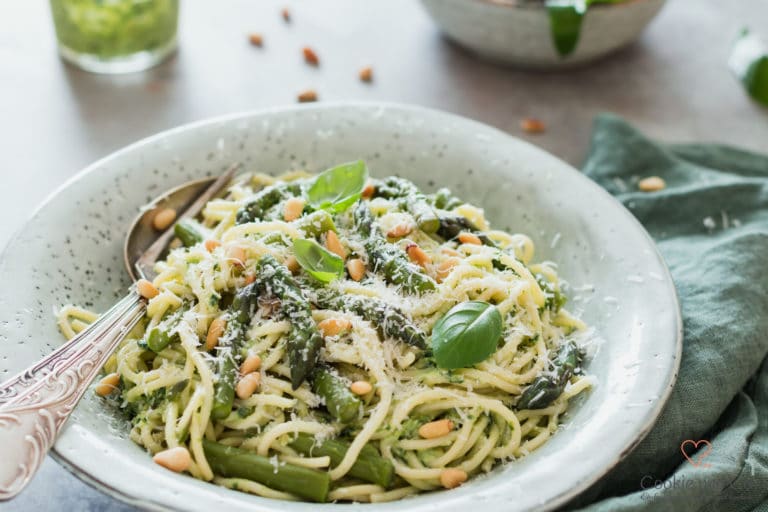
[420, 0, 667, 68]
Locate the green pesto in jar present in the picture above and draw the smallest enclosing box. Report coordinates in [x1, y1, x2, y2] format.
[50, 0, 178, 59]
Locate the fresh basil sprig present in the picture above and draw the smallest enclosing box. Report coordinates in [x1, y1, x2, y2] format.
[292, 238, 344, 283]
[307, 160, 368, 213]
[431, 301, 502, 369]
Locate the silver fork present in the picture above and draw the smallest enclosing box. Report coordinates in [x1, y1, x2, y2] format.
[0, 165, 238, 500]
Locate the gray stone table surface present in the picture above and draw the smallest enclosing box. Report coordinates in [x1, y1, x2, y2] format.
[1, 0, 767, 510]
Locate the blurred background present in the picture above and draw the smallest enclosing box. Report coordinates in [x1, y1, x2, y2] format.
[1, 0, 767, 510]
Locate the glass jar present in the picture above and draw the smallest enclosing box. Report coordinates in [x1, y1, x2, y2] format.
[49, 0, 179, 74]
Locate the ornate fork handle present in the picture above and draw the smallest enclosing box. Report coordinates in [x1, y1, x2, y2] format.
[0, 293, 145, 500]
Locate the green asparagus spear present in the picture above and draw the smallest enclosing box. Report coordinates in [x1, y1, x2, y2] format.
[173, 221, 203, 247]
[145, 327, 179, 352]
[311, 366, 362, 423]
[142, 306, 186, 353]
[256, 255, 323, 389]
[257, 231, 290, 246]
[295, 210, 337, 238]
[235, 182, 303, 224]
[536, 274, 567, 313]
[314, 289, 427, 348]
[516, 341, 584, 410]
[202, 440, 331, 502]
[373, 177, 440, 233]
[289, 433, 395, 489]
[431, 187, 464, 210]
[210, 319, 245, 420]
[353, 202, 436, 295]
[436, 215, 496, 247]
[231, 280, 260, 324]
[210, 280, 274, 418]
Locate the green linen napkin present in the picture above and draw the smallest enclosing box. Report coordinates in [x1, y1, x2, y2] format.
[565, 114, 768, 511]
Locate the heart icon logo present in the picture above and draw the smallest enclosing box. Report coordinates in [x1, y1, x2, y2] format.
[680, 439, 713, 468]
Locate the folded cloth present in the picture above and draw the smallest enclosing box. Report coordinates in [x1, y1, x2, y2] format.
[567, 114, 768, 512]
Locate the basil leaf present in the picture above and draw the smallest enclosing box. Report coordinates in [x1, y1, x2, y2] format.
[292, 238, 344, 283]
[307, 160, 368, 213]
[546, 0, 627, 57]
[729, 28, 768, 107]
[546, 1, 585, 56]
[431, 301, 502, 369]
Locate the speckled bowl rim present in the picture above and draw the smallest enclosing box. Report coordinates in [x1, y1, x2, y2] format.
[1, 102, 682, 512]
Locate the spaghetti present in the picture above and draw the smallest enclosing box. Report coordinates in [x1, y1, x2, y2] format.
[58, 163, 593, 503]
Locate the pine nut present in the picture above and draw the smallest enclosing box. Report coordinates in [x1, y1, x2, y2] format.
[346, 258, 366, 281]
[206, 317, 227, 351]
[137, 279, 159, 299]
[387, 223, 412, 238]
[350, 380, 373, 395]
[281, 7, 291, 22]
[359, 66, 373, 83]
[244, 273, 256, 285]
[227, 246, 247, 267]
[458, 232, 482, 245]
[153, 208, 177, 231]
[440, 468, 468, 489]
[205, 239, 221, 252]
[418, 419, 454, 439]
[436, 257, 461, 283]
[520, 118, 546, 134]
[638, 176, 666, 192]
[153, 447, 191, 473]
[318, 317, 352, 337]
[325, 230, 347, 259]
[441, 247, 461, 257]
[236, 372, 261, 399]
[285, 255, 300, 273]
[406, 243, 431, 268]
[283, 197, 305, 221]
[95, 373, 120, 396]
[240, 354, 262, 375]
[298, 89, 318, 103]
[248, 33, 263, 47]
[303, 46, 320, 66]
[361, 182, 375, 199]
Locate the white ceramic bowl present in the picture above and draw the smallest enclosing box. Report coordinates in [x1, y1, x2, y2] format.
[420, 0, 667, 68]
[0, 103, 681, 511]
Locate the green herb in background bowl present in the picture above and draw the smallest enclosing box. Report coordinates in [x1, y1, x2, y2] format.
[730, 28, 768, 107]
[49, 0, 179, 74]
[545, 0, 633, 57]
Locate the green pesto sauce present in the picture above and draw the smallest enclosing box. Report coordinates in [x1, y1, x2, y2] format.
[50, 0, 178, 59]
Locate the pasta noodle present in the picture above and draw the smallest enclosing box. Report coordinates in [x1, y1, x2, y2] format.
[57, 168, 593, 503]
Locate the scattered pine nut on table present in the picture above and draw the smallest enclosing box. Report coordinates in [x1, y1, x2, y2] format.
[359, 66, 373, 82]
[303, 47, 320, 66]
[248, 33, 263, 47]
[521, 118, 546, 134]
[297, 89, 318, 103]
[638, 176, 666, 192]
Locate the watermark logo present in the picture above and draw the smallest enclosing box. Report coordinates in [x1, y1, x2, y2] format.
[680, 439, 712, 468]
[638, 440, 719, 503]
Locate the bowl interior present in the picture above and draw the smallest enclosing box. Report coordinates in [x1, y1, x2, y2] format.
[0, 104, 680, 512]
